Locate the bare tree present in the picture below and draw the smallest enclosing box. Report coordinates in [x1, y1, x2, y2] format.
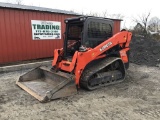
[133, 23, 144, 35]
[69, 9, 75, 13]
[15, 0, 23, 5]
[102, 10, 108, 18]
[122, 20, 127, 29]
[148, 17, 160, 32]
[109, 14, 124, 19]
[81, 11, 85, 16]
[84, 10, 123, 20]
[133, 11, 151, 35]
[87, 11, 100, 17]
[5, 0, 23, 4]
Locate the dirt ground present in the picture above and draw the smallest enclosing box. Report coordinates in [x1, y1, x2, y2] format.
[0, 63, 160, 120]
[130, 36, 160, 67]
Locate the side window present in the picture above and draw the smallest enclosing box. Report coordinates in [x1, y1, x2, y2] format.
[88, 21, 112, 39]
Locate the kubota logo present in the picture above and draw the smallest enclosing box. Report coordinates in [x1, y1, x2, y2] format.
[100, 42, 112, 52]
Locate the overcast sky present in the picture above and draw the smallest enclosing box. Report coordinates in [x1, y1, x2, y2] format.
[1, 0, 160, 28]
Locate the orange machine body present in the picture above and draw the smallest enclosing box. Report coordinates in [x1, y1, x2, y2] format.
[52, 31, 132, 85]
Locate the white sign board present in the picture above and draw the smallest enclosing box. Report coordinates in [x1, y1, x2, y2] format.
[31, 20, 61, 40]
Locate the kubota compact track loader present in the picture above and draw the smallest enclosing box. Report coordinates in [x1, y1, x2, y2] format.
[16, 16, 132, 102]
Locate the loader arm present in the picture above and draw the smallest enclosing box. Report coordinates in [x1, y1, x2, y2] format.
[52, 31, 132, 85]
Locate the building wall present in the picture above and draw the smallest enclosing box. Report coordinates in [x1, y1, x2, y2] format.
[0, 8, 121, 64]
[0, 8, 75, 64]
[113, 20, 121, 35]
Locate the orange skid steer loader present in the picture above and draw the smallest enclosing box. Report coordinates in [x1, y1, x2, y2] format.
[16, 16, 132, 102]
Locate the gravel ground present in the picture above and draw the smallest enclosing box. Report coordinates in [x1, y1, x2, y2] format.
[0, 63, 160, 120]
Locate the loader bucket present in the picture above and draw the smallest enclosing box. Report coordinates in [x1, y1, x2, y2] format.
[16, 66, 77, 102]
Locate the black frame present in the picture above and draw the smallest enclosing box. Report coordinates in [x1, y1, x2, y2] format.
[63, 17, 114, 57]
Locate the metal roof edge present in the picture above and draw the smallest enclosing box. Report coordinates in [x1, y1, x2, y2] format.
[0, 2, 122, 21]
[0, 2, 80, 15]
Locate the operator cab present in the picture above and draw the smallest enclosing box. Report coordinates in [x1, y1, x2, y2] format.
[64, 16, 113, 59]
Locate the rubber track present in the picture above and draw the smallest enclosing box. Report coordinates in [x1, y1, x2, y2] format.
[80, 57, 125, 90]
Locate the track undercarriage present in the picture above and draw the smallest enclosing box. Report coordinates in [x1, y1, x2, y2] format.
[80, 57, 125, 90]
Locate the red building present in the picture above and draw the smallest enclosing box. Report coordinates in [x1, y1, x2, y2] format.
[0, 2, 121, 64]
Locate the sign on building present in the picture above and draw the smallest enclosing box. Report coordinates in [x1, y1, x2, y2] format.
[31, 20, 61, 40]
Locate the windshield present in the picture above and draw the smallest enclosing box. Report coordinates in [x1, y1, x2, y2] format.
[67, 23, 83, 40]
